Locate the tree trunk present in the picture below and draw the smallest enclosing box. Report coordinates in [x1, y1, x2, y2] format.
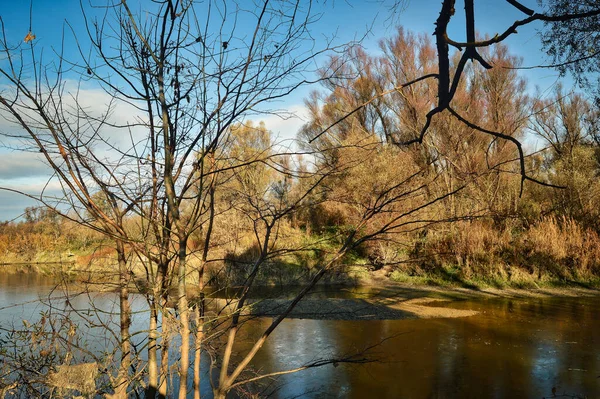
[177, 238, 190, 399]
[114, 241, 131, 399]
[194, 178, 214, 399]
[148, 261, 168, 398]
[159, 307, 170, 398]
[213, 391, 226, 399]
[192, 272, 205, 399]
[147, 297, 159, 398]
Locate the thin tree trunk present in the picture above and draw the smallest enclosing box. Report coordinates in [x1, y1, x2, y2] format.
[147, 297, 159, 398]
[192, 280, 205, 399]
[193, 179, 214, 399]
[148, 261, 168, 398]
[114, 241, 131, 399]
[178, 304, 190, 399]
[177, 238, 190, 399]
[213, 392, 226, 399]
[159, 306, 170, 398]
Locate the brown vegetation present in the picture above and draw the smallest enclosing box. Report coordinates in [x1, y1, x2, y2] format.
[2, 1, 600, 398]
[2, 28, 600, 290]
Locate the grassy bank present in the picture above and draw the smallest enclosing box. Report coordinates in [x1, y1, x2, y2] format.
[3, 257, 600, 293]
[3, 214, 600, 291]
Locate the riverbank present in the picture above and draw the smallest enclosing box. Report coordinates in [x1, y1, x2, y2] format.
[3, 263, 600, 297]
[208, 282, 600, 321]
[2, 266, 599, 322]
[4, 241, 600, 290]
[245, 296, 480, 320]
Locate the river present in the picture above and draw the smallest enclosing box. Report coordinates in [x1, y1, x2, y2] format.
[1, 272, 599, 398]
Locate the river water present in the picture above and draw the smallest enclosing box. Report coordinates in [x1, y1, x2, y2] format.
[1, 272, 599, 398]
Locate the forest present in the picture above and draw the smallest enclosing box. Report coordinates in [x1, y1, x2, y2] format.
[2, 29, 600, 289]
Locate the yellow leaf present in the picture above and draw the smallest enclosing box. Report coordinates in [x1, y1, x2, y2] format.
[24, 31, 36, 43]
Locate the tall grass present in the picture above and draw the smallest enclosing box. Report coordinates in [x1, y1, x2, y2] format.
[525, 216, 600, 279]
[401, 217, 600, 287]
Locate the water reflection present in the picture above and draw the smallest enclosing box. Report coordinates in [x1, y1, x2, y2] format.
[238, 297, 600, 398]
[1, 273, 599, 398]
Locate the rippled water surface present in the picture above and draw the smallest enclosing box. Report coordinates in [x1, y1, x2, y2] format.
[1, 273, 599, 398]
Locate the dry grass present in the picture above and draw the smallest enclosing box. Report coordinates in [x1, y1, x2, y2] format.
[525, 216, 600, 278]
[46, 362, 98, 397]
[402, 217, 600, 287]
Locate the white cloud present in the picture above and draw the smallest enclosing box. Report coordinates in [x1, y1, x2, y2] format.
[0, 81, 149, 156]
[257, 104, 309, 140]
[0, 84, 313, 220]
[0, 82, 151, 220]
[0, 151, 53, 180]
[0, 179, 65, 221]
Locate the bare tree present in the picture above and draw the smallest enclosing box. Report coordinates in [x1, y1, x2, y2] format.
[0, 33, 138, 396]
[1, 0, 357, 397]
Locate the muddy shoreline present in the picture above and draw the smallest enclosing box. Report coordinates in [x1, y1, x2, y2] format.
[245, 297, 480, 320]
[230, 283, 600, 321]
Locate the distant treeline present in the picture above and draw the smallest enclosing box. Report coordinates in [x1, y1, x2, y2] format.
[2, 29, 600, 288]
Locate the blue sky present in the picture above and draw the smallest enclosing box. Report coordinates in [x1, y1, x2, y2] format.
[0, 0, 572, 220]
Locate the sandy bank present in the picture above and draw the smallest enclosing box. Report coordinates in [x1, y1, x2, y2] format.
[245, 296, 479, 320]
[231, 283, 600, 321]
